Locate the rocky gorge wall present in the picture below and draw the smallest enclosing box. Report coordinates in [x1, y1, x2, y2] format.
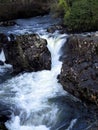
[59, 33, 98, 106]
[0, 0, 50, 21]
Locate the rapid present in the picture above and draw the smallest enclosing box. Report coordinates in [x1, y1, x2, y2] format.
[0, 15, 92, 130]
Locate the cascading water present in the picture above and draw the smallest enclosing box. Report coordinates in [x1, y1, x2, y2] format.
[0, 15, 93, 130]
[1, 33, 68, 130]
[0, 50, 5, 62]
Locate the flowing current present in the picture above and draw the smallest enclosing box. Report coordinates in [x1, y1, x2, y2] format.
[0, 15, 92, 130]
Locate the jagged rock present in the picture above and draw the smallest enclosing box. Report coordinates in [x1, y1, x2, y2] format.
[0, 33, 51, 74]
[59, 34, 98, 106]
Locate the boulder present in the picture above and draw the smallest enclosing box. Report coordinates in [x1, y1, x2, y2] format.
[59, 34, 98, 106]
[0, 33, 51, 74]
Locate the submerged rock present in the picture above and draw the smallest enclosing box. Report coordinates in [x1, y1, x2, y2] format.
[59, 34, 98, 106]
[0, 33, 51, 74]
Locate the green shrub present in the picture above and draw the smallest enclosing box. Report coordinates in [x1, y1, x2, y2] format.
[51, 0, 98, 32]
[50, 0, 70, 17]
[64, 0, 98, 32]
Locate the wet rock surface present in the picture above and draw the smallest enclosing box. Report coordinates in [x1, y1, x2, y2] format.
[0, 33, 51, 74]
[59, 33, 98, 130]
[59, 33, 98, 106]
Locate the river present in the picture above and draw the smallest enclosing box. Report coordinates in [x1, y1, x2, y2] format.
[0, 15, 94, 130]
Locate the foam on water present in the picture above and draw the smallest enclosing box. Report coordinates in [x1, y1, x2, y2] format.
[0, 15, 94, 130]
[0, 50, 12, 74]
[66, 119, 77, 130]
[0, 50, 5, 62]
[6, 116, 50, 130]
[0, 33, 68, 130]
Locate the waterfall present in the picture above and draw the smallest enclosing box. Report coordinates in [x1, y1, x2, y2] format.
[0, 49, 5, 62]
[0, 33, 67, 130]
[0, 15, 89, 130]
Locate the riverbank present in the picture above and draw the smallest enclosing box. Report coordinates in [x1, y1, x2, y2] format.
[0, 0, 50, 21]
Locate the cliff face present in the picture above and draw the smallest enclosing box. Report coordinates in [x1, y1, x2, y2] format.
[59, 33, 98, 106]
[0, 0, 50, 21]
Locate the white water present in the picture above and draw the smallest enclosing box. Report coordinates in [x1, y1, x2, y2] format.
[0, 50, 5, 62]
[0, 50, 12, 74]
[0, 33, 70, 130]
[0, 15, 95, 130]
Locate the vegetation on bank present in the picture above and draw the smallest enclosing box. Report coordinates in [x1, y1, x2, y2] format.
[0, 0, 98, 32]
[51, 0, 98, 32]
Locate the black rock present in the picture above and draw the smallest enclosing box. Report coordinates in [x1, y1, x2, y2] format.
[1, 33, 51, 74]
[59, 34, 98, 106]
[0, 60, 4, 66]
